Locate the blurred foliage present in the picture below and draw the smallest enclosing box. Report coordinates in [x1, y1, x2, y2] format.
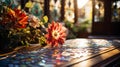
[65, 20, 91, 39]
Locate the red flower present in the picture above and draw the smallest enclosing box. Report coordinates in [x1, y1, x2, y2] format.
[14, 8, 26, 20]
[17, 16, 28, 28]
[45, 21, 67, 47]
[8, 8, 15, 17]
[9, 8, 28, 28]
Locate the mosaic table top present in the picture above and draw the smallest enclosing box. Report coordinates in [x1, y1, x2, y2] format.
[0, 38, 120, 67]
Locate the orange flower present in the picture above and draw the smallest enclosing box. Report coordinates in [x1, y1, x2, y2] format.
[10, 8, 28, 28]
[18, 16, 28, 28]
[14, 8, 26, 20]
[45, 21, 67, 47]
[18, 16, 28, 25]
[14, 16, 28, 28]
[8, 8, 15, 17]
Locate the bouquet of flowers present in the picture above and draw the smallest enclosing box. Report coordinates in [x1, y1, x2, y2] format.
[0, 2, 67, 50]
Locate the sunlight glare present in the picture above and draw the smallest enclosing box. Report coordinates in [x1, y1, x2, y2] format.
[77, 0, 89, 9]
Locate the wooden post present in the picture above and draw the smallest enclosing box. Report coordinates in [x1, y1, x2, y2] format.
[60, 0, 65, 22]
[74, 0, 78, 23]
[21, 0, 28, 9]
[104, 0, 112, 23]
[44, 0, 50, 22]
[92, 0, 95, 24]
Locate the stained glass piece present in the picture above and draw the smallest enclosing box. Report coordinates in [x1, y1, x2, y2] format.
[94, 0, 104, 22]
[30, 2, 43, 18]
[25, 0, 33, 8]
[20, 64, 27, 67]
[23, 0, 44, 18]
[112, 1, 120, 22]
[65, 0, 74, 22]
[50, 0, 61, 21]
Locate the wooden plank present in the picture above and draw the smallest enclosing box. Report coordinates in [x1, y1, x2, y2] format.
[61, 47, 120, 67]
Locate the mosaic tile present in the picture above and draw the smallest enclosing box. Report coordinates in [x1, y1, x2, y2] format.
[0, 39, 120, 67]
